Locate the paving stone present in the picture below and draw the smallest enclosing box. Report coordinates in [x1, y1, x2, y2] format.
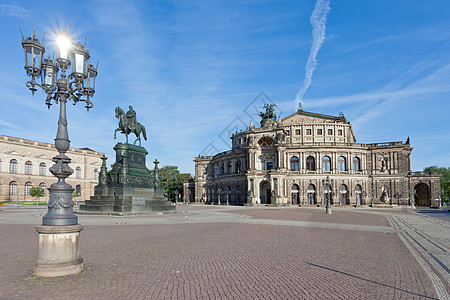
[0, 205, 447, 299]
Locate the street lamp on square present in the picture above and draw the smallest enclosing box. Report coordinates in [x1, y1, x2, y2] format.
[322, 176, 333, 215]
[20, 27, 98, 226]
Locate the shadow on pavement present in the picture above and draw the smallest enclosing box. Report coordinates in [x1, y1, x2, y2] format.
[307, 263, 439, 300]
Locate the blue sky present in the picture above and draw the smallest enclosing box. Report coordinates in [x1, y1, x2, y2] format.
[0, 0, 449, 175]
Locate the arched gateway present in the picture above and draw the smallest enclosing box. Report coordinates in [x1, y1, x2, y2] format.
[259, 181, 271, 204]
[414, 183, 430, 207]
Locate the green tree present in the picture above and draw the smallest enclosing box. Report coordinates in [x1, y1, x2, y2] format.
[29, 186, 45, 206]
[423, 166, 450, 205]
[156, 165, 193, 202]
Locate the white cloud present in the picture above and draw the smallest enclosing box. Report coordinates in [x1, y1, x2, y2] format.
[0, 4, 29, 18]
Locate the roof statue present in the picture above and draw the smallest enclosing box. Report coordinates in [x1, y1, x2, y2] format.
[114, 106, 147, 146]
[298, 102, 303, 111]
[258, 104, 277, 120]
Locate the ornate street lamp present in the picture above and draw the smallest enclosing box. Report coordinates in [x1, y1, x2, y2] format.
[322, 176, 333, 215]
[21, 28, 98, 226]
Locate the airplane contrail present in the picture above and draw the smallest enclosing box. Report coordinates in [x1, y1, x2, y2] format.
[296, 0, 331, 104]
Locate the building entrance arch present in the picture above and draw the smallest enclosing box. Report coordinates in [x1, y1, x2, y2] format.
[259, 181, 271, 204]
[339, 184, 349, 205]
[291, 184, 299, 205]
[307, 184, 316, 205]
[414, 183, 430, 207]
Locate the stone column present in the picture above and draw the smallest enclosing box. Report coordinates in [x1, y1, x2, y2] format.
[34, 225, 84, 277]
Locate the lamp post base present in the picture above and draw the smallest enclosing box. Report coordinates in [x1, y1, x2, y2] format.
[326, 206, 332, 215]
[34, 225, 84, 277]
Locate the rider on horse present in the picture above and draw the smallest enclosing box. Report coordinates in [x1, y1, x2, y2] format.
[126, 106, 137, 133]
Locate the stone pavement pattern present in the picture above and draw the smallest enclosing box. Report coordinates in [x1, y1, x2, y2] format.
[0, 205, 448, 299]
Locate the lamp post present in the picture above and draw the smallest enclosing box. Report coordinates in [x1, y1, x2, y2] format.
[322, 176, 333, 215]
[21, 28, 98, 226]
[20, 26, 98, 277]
[370, 187, 375, 208]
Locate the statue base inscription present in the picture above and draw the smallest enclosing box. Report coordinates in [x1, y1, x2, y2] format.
[80, 143, 175, 214]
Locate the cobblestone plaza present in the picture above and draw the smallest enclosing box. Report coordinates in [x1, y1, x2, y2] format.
[0, 205, 448, 299]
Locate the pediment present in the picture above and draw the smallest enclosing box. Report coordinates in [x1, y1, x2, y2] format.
[5, 151, 21, 156]
[281, 111, 343, 126]
[36, 154, 49, 159]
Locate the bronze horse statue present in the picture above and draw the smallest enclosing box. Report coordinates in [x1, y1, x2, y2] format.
[114, 106, 147, 146]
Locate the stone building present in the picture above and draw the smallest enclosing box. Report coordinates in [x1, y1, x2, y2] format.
[186, 109, 441, 207]
[0, 135, 104, 203]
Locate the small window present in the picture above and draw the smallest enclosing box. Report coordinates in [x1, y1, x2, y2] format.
[267, 162, 273, 170]
[306, 129, 312, 135]
[338, 130, 343, 136]
[328, 129, 333, 135]
[76, 167, 82, 179]
[317, 129, 323, 135]
[10, 159, 18, 173]
[25, 161, 32, 175]
[295, 129, 301, 135]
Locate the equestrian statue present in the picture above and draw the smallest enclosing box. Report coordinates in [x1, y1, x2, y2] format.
[114, 106, 147, 146]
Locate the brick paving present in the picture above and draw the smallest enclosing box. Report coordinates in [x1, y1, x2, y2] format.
[0, 205, 447, 299]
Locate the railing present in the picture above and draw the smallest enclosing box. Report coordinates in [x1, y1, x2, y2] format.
[411, 171, 440, 177]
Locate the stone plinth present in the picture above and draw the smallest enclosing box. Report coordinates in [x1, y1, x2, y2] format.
[34, 225, 84, 277]
[80, 143, 174, 214]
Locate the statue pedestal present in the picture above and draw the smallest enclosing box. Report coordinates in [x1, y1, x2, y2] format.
[34, 225, 84, 277]
[80, 143, 174, 214]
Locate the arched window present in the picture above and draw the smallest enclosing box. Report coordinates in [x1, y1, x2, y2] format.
[39, 162, 46, 176]
[322, 156, 331, 172]
[93, 168, 99, 180]
[39, 182, 46, 194]
[338, 156, 346, 171]
[353, 157, 360, 171]
[290, 156, 299, 171]
[307, 184, 316, 205]
[306, 156, 316, 171]
[25, 182, 32, 195]
[25, 161, 33, 175]
[75, 185, 81, 196]
[236, 160, 241, 174]
[10, 159, 18, 173]
[9, 181, 18, 195]
[76, 167, 82, 179]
